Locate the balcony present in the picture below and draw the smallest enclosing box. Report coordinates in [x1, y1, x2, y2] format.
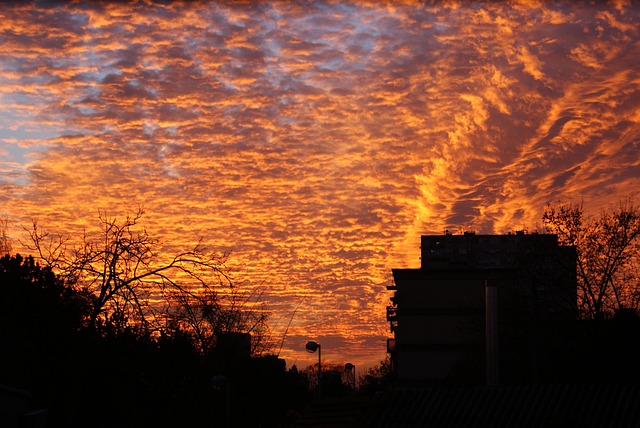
[386, 305, 397, 321]
[387, 338, 396, 353]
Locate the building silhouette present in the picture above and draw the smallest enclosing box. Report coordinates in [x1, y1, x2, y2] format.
[387, 232, 577, 385]
[291, 231, 640, 426]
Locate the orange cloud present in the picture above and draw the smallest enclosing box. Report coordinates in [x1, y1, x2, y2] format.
[1, 1, 638, 370]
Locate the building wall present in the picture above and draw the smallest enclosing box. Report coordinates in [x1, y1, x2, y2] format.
[388, 233, 577, 385]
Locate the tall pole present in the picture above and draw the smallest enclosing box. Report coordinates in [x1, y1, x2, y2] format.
[485, 278, 499, 386]
[352, 365, 356, 390]
[317, 344, 322, 398]
[306, 341, 322, 399]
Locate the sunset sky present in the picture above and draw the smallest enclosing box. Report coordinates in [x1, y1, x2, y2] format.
[1, 1, 639, 371]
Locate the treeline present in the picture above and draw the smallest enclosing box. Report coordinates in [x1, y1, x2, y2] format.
[0, 253, 314, 427]
[0, 209, 318, 427]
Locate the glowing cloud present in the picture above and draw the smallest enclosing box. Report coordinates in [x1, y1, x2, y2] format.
[1, 1, 638, 369]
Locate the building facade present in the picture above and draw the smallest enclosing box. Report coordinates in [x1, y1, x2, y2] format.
[387, 232, 577, 385]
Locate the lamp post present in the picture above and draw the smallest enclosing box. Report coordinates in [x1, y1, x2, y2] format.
[305, 341, 321, 398]
[345, 363, 356, 390]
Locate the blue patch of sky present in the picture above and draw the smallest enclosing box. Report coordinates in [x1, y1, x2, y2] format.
[0, 125, 56, 144]
[1, 142, 29, 165]
[263, 34, 284, 88]
[0, 131, 53, 164]
[143, 122, 157, 136]
[0, 139, 49, 187]
[130, 79, 158, 98]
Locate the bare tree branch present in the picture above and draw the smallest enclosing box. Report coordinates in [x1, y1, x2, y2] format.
[544, 197, 640, 319]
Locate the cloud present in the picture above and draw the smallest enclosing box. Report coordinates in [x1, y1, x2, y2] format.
[1, 1, 638, 369]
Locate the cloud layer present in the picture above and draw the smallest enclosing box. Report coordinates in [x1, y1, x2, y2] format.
[1, 1, 639, 369]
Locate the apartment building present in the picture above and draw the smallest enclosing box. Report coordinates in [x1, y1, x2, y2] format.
[387, 232, 577, 385]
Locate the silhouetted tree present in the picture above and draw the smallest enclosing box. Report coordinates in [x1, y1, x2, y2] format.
[0, 251, 305, 427]
[302, 361, 355, 397]
[358, 356, 394, 395]
[0, 254, 88, 346]
[543, 198, 640, 319]
[165, 285, 270, 356]
[0, 254, 89, 423]
[25, 208, 234, 335]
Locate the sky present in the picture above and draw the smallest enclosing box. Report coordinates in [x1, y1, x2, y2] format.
[1, 0, 639, 371]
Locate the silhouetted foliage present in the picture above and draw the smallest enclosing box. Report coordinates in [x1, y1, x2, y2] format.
[0, 253, 312, 427]
[0, 254, 86, 390]
[25, 209, 272, 356]
[3, 209, 310, 426]
[543, 198, 640, 320]
[25, 208, 233, 334]
[165, 285, 270, 356]
[358, 356, 394, 395]
[0, 254, 89, 423]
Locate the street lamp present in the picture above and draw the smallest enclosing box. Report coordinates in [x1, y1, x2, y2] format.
[345, 363, 356, 390]
[305, 341, 321, 398]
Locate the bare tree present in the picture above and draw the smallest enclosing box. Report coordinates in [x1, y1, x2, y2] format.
[25, 208, 234, 334]
[165, 285, 270, 356]
[543, 198, 640, 319]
